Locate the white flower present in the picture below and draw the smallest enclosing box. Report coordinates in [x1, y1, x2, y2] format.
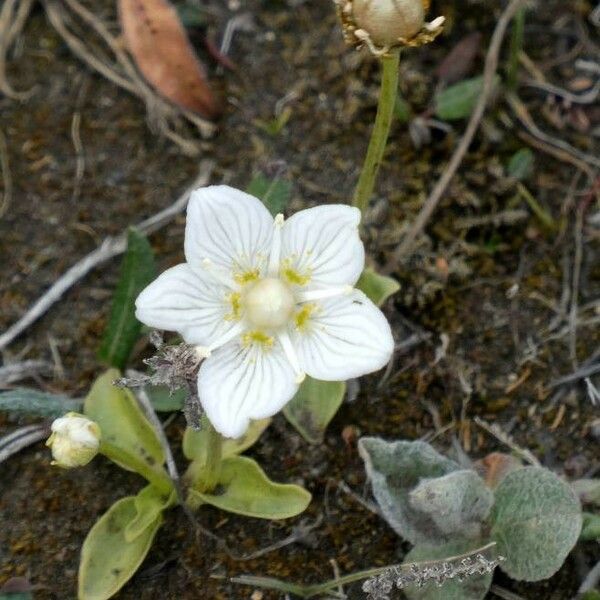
[135, 186, 394, 438]
[47, 412, 101, 468]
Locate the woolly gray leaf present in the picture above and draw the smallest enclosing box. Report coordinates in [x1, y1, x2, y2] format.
[491, 467, 582, 581]
[409, 470, 493, 539]
[358, 437, 460, 544]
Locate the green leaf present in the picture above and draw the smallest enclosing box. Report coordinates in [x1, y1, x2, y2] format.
[581, 591, 600, 600]
[572, 479, 600, 507]
[177, 3, 207, 27]
[490, 466, 582, 581]
[394, 92, 412, 123]
[409, 470, 493, 539]
[125, 485, 175, 543]
[247, 172, 292, 216]
[183, 415, 270, 462]
[98, 228, 156, 369]
[188, 455, 311, 519]
[356, 268, 400, 306]
[580, 512, 600, 541]
[79, 496, 162, 600]
[403, 541, 493, 600]
[283, 377, 346, 444]
[0, 388, 82, 417]
[507, 148, 534, 181]
[144, 385, 186, 412]
[84, 370, 170, 493]
[434, 75, 500, 121]
[358, 437, 460, 545]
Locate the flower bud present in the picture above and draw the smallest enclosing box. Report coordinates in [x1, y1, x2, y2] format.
[46, 412, 101, 468]
[353, 0, 425, 47]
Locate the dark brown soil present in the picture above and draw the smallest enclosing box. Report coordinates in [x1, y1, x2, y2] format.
[1, 1, 599, 599]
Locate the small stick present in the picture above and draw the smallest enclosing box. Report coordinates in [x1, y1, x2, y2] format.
[0, 127, 12, 219]
[0, 161, 214, 351]
[395, 0, 527, 258]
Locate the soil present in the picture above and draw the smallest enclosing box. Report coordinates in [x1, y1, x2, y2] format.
[1, 1, 599, 599]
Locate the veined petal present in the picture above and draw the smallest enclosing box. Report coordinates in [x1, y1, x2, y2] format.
[135, 263, 235, 346]
[197, 340, 298, 438]
[291, 290, 394, 381]
[185, 185, 274, 279]
[280, 205, 364, 289]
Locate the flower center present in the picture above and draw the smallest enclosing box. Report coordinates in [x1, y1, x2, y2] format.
[244, 278, 295, 329]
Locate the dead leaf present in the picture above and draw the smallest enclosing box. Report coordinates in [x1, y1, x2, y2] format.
[119, 0, 221, 119]
[435, 32, 482, 85]
[474, 452, 522, 489]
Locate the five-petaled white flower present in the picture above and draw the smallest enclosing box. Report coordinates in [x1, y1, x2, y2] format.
[135, 186, 394, 438]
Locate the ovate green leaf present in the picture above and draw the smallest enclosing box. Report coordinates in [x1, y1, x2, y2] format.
[98, 228, 156, 369]
[283, 377, 346, 444]
[183, 415, 270, 463]
[144, 385, 186, 412]
[356, 268, 400, 306]
[507, 148, 534, 181]
[125, 485, 174, 543]
[79, 496, 162, 600]
[580, 512, 600, 541]
[189, 455, 311, 519]
[247, 172, 292, 216]
[435, 75, 500, 121]
[490, 467, 582, 581]
[84, 370, 170, 493]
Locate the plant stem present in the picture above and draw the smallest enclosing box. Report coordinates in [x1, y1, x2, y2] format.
[508, 5, 525, 91]
[352, 50, 400, 216]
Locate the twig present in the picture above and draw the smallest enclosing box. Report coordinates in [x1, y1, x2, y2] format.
[0, 161, 214, 351]
[490, 585, 527, 600]
[0, 127, 11, 219]
[578, 560, 600, 595]
[0, 360, 52, 387]
[394, 0, 526, 259]
[0, 424, 49, 464]
[524, 78, 600, 104]
[549, 361, 600, 388]
[70, 111, 85, 202]
[474, 416, 541, 467]
[507, 93, 600, 170]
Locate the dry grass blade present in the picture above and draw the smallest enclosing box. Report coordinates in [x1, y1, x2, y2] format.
[0, 424, 49, 464]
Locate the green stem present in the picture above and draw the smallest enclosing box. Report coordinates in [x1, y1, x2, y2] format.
[508, 6, 525, 91]
[352, 50, 400, 216]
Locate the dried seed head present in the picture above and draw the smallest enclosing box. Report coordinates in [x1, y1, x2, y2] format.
[353, 0, 425, 47]
[335, 0, 444, 55]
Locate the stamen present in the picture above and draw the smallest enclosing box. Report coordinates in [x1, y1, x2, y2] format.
[277, 330, 306, 384]
[267, 213, 285, 277]
[297, 285, 353, 303]
[201, 258, 237, 289]
[195, 321, 246, 358]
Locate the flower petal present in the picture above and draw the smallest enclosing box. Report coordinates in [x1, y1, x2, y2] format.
[291, 290, 394, 381]
[280, 205, 364, 289]
[135, 263, 234, 345]
[185, 185, 274, 277]
[198, 341, 298, 438]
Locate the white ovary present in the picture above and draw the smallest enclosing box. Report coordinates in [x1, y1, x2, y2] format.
[135, 185, 395, 438]
[243, 277, 296, 329]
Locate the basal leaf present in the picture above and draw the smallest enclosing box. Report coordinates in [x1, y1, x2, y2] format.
[409, 470, 493, 539]
[188, 455, 311, 519]
[507, 148, 534, 181]
[0, 388, 82, 417]
[98, 228, 156, 369]
[490, 467, 582, 581]
[358, 437, 460, 545]
[79, 496, 162, 600]
[247, 172, 292, 216]
[84, 370, 170, 493]
[144, 385, 186, 412]
[404, 541, 493, 600]
[434, 75, 500, 121]
[580, 512, 600, 541]
[283, 377, 346, 444]
[183, 415, 271, 463]
[125, 485, 175, 543]
[356, 268, 400, 307]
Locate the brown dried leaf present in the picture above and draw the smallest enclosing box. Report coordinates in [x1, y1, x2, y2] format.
[119, 0, 221, 119]
[474, 452, 522, 489]
[435, 32, 482, 85]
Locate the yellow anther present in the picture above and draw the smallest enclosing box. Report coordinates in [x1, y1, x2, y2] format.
[294, 303, 317, 331]
[242, 330, 275, 349]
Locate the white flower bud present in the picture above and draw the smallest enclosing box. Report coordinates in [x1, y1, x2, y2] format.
[353, 0, 425, 47]
[46, 412, 101, 468]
